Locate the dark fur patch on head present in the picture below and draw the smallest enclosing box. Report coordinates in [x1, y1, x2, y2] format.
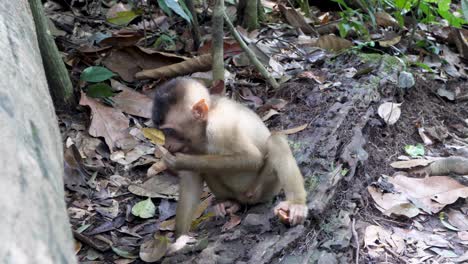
[152, 79, 182, 127]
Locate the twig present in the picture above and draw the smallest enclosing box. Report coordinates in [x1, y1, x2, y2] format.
[407, 0, 422, 51]
[223, 11, 280, 89]
[351, 217, 360, 264]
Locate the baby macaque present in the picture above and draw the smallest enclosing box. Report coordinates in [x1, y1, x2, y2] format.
[152, 78, 308, 237]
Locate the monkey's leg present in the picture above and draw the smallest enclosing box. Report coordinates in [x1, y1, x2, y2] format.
[175, 171, 204, 237]
[266, 133, 308, 225]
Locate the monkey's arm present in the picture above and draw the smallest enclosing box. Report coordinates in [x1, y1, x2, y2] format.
[165, 144, 264, 172]
[267, 134, 308, 225]
[175, 171, 204, 237]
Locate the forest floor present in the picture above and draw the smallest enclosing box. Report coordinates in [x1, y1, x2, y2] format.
[49, 1, 468, 263]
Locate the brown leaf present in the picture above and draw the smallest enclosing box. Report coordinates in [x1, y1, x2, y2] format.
[278, 124, 308, 135]
[147, 160, 167, 177]
[102, 46, 186, 82]
[450, 28, 468, 59]
[368, 186, 421, 218]
[447, 209, 468, 231]
[278, 4, 316, 34]
[128, 174, 179, 199]
[378, 32, 402, 47]
[389, 175, 468, 213]
[315, 35, 353, 52]
[139, 235, 169, 262]
[198, 40, 242, 58]
[390, 159, 432, 169]
[375, 12, 399, 28]
[135, 54, 212, 80]
[111, 80, 152, 118]
[79, 92, 130, 152]
[100, 30, 144, 48]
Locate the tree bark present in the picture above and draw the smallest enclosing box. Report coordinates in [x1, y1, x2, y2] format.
[211, 0, 225, 93]
[237, 0, 259, 31]
[29, 0, 76, 111]
[0, 1, 76, 263]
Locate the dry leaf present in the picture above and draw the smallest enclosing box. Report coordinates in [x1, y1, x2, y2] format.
[139, 235, 170, 262]
[279, 124, 308, 135]
[447, 209, 468, 231]
[315, 35, 353, 52]
[390, 159, 432, 169]
[375, 12, 399, 28]
[368, 186, 421, 218]
[278, 4, 316, 35]
[378, 33, 401, 47]
[135, 54, 212, 80]
[111, 80, 152, 118]
[79, 92, 130, 151]
[128, 174, 179, 199]
[102, 46, 186, 82]
[378, 102, 401, 125]
[261, 109, 279, 121]
[389, 175, 468, 214]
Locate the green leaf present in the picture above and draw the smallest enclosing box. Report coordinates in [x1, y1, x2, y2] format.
[107, 10, 142, 26]
[404, 144, 425, 157]
[86, 83, 114, 98]
[158, 0, 173, 15]
[411, 62, 434, 72]
[132, 198, 156, 218]
[164, 0, 192, 23]
[438, 0, 464, 27]
[462, 0, 468, 22]
[80, 66, 115, 83]
[179, 0, 193, 22]
[153, 34, 176, 50]
[337, 22, 351, 38]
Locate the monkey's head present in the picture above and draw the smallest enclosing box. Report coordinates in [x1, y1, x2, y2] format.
[152, 78, 210, 154]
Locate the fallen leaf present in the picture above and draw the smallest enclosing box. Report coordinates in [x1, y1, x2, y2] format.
[102, 46, 186, 82]
[107, 10, 142, 26]
[390, 159, 432, 169]
[377, 102, 401, 125]
[111, 247, 138, 259]
[437, 88, 456, 101]
[279, 124, 308, 135]
[315, 35, 353, 52]
[261, 109, 279, 121]
[378, 32, 401, 47]
[375, 12, 400, 27]
[135, 54, 212, 80]
[278, 4, 316, 34]
[132, 198, 157, 219]
[75, 240, 82, 254]
[398, 71, 415, 89]
[79, 92, 130, 151]
[128, 174, 179, 199]
[147, 160, 167, 176]
[86, 83, 115, 98]
[368, 186, 421, 218]
[139, 235, 169, 262]
[447, 209, 468, 231]
[142, 128, 165, 145]
[389, 175, 468, 214]
[111, 80, 153, 118]
[100, 30, 143, 48]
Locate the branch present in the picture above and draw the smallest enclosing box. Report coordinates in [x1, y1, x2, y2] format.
[212, 0, 225, 93]
[223, 11, 279, 89]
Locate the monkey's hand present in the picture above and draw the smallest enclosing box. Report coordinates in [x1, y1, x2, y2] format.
[273, 201, 308, 226]
[166, 235, 197, 256]
[163, 152, 192, 170]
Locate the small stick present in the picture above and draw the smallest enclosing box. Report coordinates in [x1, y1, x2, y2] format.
[351, 217, 360, 264]
[223, 11, 280, 89]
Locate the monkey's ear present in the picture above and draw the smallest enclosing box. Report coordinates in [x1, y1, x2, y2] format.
[192, 99, 209, 121]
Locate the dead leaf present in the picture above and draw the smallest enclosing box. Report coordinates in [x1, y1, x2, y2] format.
[297, 70, 327, 83]
[128, 174, 179, 199]
[109, 81, 152, 118]
[378, 102, 401, 125]
[390, 159, 432, 169]
[75, 240, 82, 254]
[378, 32, 401, 47]
[139, 235, 169, 262]
[368, 186, 421, 218]
[278, 4, 316, 35]
[447, 209, 468, 231]
[261, 109, 279, 121]
[159, 219, 176, 231]
[100, 30, 143, 48]
[279, 124, 308, 135]
[79, 92, 130, 151]
[135, 54, 212, 80]
[315, 35, 353, 52]
[364, 225, 405, 258]
[389, 175, 468, 214]
[106, 3, 131, 19]
[198, 39, 242, 58]
[375, 12, 399, 28]
[450, 28, 468, 59]
[102, 46, 186, 82]
[222, 215, 242, 232]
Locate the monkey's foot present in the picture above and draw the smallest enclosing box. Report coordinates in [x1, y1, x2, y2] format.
[213, 200, 241, 217]
[273, 201, 308, 226]
[167, 235, 197, 256]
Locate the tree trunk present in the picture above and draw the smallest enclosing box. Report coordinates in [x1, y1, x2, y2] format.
[0, 1, 77, 263]
[237, 0, 259, 31]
